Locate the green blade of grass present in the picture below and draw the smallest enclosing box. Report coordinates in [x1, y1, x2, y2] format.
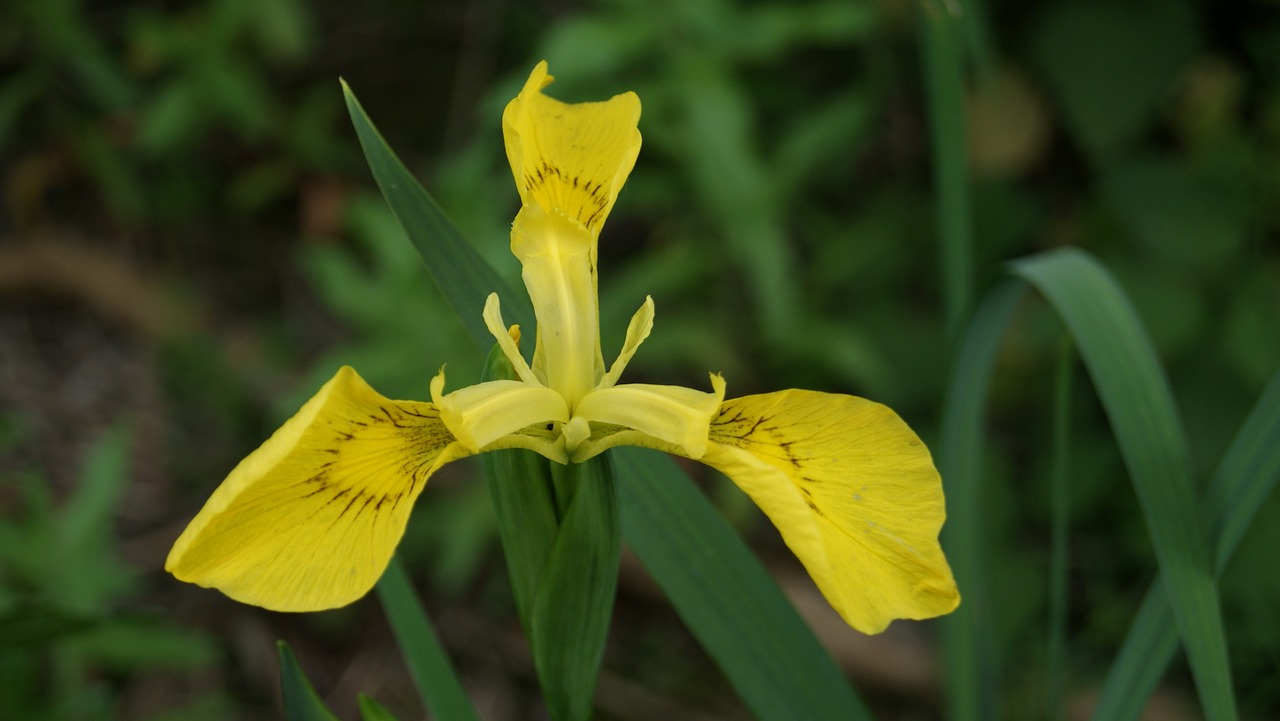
[375, 560, 480, 721]
[344, 79, 867, 720]
[358, 694, 403, 721]
[919, 0, 973, 335]
[341, 79, 533, 346]
[938, 281, 1025, 721]
[1011, 248, 1237, 721]
[277, 642, 341, 721]
[614, 448, 872, 721]
[1047, 339, 1073, 721]
[1091, 371, 1280, 721]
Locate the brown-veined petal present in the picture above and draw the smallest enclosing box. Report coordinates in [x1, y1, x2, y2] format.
[703, 390, 960, 634]
[502, 60, 641, 236]
[166, 366, 468, 611]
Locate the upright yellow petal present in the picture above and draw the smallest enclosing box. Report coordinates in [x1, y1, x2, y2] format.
[703, 391, 959, 634]
[166, 366, 469, 611]
[510, 204, 603, 405]
[502, 61, 642, 404]
[502, 60, 641, 235]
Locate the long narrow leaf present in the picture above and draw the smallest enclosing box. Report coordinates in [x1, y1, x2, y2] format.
[1047, 340, 1073, 721]
[1091, 371, 1280, 721]
[1011, 249, 1237, 721]
[919, 0, 974, 334]
[375, 560, 480, 721]
[615, 448, 872, 721]
[938, 281, 1024, 721]
[341, 79, 532, 346]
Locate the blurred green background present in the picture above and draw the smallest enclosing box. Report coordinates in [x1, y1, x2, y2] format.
[1, 0, 1278, 719]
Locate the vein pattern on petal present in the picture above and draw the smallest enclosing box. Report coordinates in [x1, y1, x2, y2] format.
[502, 60, 641, 235]
[165, 366, 468, 611]
[703, 390, 960, 634]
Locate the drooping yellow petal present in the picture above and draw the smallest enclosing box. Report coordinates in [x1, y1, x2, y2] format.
[431, 371, 569, 453]
[702, 390, 960, 634]
[502, 60, 641, 236]
[571, 375, 725, 461]
[166, 366, 467, 611]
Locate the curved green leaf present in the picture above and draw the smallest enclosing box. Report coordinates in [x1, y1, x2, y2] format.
[615, 448, 872, 721]
[1011, 248, 1236, 721]
[376, 560, 480, 721]
[341, 79, 532, 346]
[1091, 371, 1280, 721]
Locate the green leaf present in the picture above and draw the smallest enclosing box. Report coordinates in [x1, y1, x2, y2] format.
[481, 344, 559, 631]
[1010, 248, 1237, 721]
[938, 281, 1024, 721]
[1091, 371, 1280, 721]
[1047, 340, 1073, 721]
[63, 424, 132, 553]
[341, 80, 532, 347]
[277, 642, 340, 721]
[530, 458, 621, 721]
[358, 694, 402, 721]
[919, 0, 975, 334]
[615, 448, 872, 721]
[375, 560, 480, 721]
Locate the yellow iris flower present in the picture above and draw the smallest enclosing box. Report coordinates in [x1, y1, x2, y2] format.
[166, 62, 959, 635]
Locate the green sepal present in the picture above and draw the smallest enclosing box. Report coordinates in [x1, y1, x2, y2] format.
[529, 454, 620, 721]
[277, 641, 341, 721]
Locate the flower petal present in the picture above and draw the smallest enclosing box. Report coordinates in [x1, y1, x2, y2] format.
[571, 375, 725, 461]
[599, 295, 654, 389]
[702, 390, 960, 634]
[482, 293, 540, 386]
[511, 204, 604, 406]
[431, 372, 569, 453]
[166, 366, 467, 611]
[503, 60, 641, 235]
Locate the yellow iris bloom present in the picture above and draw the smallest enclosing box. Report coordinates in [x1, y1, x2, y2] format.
[166, 62, 959, 635]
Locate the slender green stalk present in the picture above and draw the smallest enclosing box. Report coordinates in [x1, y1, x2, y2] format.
[1047, 339, 1072, 721]
[919, 0, 973, 335]
[375, 560, 480, 721]
[938, 281, 1024, 721]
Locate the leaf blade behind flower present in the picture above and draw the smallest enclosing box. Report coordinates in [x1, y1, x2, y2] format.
[341, 79, 534, 347]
